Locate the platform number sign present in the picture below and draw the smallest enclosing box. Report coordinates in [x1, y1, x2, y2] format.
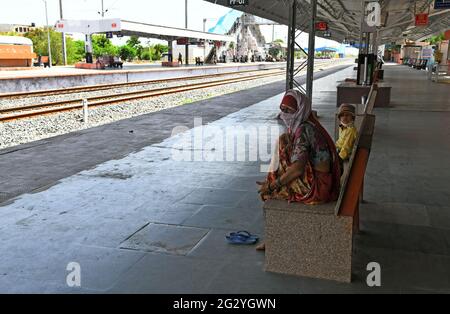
[229, 0, 249, 6]
[106, 32, 113, 39]
[434, 0, 450, 9]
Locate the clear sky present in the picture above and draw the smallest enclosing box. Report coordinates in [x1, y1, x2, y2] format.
[0, 0, 241, 33]
[0, 0, 347, 48]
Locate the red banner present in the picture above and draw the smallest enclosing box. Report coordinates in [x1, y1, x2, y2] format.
[445, 30, 450, 40]
[415, 14, 429, 26]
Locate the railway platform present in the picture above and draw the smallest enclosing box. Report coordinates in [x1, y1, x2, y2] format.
[0, 64, 449, 293]
[0, 59, 352, 94]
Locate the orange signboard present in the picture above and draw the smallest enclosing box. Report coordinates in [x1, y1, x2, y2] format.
[415, 14, 429, 26]
[0, 45, 36, 59]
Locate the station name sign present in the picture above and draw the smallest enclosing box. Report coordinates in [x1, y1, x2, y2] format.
[229, 0, 249, 6]
[55, 18, 121, 34]
[435, 0, 450, 9]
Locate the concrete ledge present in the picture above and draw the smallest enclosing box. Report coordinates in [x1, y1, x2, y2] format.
[75, 62, 104, 70]
[264, 200, 353, 283]
[162, 61, 181, 67]
[0, 62, 287, 93]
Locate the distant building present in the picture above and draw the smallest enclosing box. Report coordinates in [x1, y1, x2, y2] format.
[0, 23, 35, 34]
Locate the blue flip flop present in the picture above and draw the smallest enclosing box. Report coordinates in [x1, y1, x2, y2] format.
[226, 231, 259, 245]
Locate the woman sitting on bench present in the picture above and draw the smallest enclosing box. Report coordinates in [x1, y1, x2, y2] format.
[258, 90, 341, 205]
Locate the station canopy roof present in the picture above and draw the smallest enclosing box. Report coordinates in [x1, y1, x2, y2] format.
[120, 20, 235, 42]
[204, 0, 450, 44]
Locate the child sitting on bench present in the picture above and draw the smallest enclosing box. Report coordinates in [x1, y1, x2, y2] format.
[336, 104, 357, 163]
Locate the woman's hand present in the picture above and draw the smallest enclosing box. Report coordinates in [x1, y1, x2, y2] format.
[256, 180, 272, 199]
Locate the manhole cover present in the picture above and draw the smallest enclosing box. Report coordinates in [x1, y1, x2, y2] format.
[120, 223, 209, 255]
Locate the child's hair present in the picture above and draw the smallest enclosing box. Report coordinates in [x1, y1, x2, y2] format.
[338, 104, 356, 120]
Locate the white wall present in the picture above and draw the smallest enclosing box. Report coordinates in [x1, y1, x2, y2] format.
[172, 44, 213, 63]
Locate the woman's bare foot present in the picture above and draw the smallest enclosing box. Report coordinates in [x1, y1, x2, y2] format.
[255, 242, 265, 251]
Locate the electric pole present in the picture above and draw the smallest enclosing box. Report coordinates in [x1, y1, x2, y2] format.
[43, 0, 52, 68]
[59, 0, 67, 65]
[99, 0, 108, 17]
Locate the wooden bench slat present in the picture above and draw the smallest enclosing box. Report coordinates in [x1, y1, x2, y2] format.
[338, 148, 370, 218]
[335, 114, 375, 215]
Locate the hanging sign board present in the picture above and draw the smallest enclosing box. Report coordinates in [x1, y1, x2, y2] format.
[315, 22, 328, 31]
[434, 0, 450, 9]
[229, 0, 249, 6]
[177, 38, 189, 45]
[415, 13, 429, 26]
[422, 47, 433, 58]
[55, 18, 121, 34]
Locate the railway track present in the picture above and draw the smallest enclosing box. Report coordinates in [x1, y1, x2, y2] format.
[0, 59, 347, 123]
[0, 69, 286, 122]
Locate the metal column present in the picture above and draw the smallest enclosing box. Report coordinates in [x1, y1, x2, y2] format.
[285, 0, 317, 101]
[286, 0, 297, 91]
[306, 0, 317, 101]
[185, 0, 189, 65]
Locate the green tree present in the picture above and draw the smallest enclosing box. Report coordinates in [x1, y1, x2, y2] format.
[269, 46, 281, 58]
[24, 27, 63, 65]
[428, 34, 445, 45]
[127, 35, 143, 59]
[273, 39, 284, 44]
[140, 47, 152, 60]
[24, 27, 85, 65]
[119, 45, 137, 61]
[66, 39, 86, 64]
[92, 35, 118, 57]
[150, 43, 168, 61]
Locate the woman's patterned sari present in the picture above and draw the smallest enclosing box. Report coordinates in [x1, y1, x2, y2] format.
[262, 115, 340, 205]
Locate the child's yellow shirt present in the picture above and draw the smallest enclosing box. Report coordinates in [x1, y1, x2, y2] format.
[336, 124, 357, 160]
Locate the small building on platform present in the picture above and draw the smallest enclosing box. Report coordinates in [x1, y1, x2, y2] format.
[0, 36, 37, 68]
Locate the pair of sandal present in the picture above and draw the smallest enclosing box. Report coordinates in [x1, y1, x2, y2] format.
[225, 231, 259, 245]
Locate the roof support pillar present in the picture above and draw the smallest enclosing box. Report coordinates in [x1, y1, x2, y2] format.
[306, 0, 317, 101]
[286, 0, 317, 102]
[286, 0, 297, 91]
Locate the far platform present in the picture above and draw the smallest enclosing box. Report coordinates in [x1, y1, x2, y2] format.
[0, 61, 286, 94]
[0, 59, 351, 94]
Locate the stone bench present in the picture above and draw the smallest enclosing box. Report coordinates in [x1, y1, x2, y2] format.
[337, 82, 390, 108]
[262, 88, 377, 283]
